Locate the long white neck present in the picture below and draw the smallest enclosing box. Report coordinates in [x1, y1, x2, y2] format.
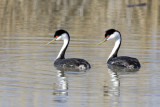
[107, 33, 121, 61]
[56, 34, 70, 59]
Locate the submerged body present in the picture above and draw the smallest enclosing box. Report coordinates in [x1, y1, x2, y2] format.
[54, 58, 91, 70]
[46, 30, 91, 71]
[107, 56, 140, 69]
[98, 29, 141, 70]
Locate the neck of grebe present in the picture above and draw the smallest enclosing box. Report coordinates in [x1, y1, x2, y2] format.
[108, 36, 121, 61]
[56, 36, 70, 59]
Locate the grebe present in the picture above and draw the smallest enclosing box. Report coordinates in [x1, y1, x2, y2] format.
[97, 29, 141, 69]
[46, 29, 91, 71]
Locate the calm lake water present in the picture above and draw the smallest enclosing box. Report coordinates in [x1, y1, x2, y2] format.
[0, 0, 160, 107]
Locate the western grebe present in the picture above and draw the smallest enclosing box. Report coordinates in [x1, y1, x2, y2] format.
[97, 29, 141, 69]
[46, 29, 91, 71]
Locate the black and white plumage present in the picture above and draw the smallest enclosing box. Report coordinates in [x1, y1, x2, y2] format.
[97, 29, 141, 69]
[46, 30, 91, 71]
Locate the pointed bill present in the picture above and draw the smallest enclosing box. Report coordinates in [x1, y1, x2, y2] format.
[45, 38, 56, 45]
[97, 38, 107, 46]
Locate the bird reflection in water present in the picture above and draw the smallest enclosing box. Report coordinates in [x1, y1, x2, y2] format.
[103, 65, 138, 105]
[53, 67, 87, 103]
[103, 68, 120, 97]
[53, 69, 68, 103]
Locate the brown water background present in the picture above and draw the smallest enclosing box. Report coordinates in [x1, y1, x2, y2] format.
[0, 0, 160, 107]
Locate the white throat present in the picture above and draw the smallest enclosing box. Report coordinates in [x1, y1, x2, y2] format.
[56, 33, 69, 59]
[107, 32, 121, 60]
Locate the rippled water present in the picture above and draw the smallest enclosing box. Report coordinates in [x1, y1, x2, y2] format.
[0, 0, 160, 107]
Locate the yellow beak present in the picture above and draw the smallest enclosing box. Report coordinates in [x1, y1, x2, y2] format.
[45, 38, 57, 45]
[97, 38, 107, 45]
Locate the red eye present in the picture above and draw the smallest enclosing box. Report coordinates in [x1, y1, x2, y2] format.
[56, 36, 58, 38]
[107, 36, 109, 38]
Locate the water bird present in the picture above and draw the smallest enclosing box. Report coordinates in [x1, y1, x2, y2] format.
[97, 29, 141, 70]
[46, 29, 91, 71]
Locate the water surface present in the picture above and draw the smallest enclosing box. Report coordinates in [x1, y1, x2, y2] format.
[0, 0, 160, 107]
